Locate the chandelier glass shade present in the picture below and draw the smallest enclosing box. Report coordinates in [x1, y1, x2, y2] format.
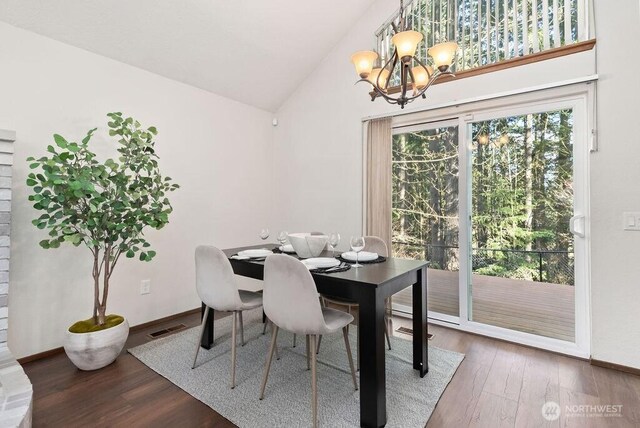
[350, 0, 459, 109]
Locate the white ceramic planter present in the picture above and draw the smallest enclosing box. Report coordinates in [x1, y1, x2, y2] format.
[63, 317, 129, 371]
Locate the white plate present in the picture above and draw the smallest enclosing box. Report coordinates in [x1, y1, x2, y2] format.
[341, 251, 378, 262]
[301, 258, 340, 269]
[238, 249, 273, 258]
[279, 244, 295, 253]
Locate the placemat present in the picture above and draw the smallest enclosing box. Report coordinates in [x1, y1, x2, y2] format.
[337, 255, 387, 264]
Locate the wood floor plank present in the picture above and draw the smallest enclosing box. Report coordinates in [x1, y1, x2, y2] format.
[426, 360, 491, 427]
[513, 348, 561, 428]
[483, 342, 527, 402]
[469, 391, 518, 428]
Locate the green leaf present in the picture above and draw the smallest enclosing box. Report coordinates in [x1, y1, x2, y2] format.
[53, 134, 68, 148]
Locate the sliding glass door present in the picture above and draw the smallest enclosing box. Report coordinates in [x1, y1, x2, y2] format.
[468, 108, 578, 342]
[391, 120, 460, 322]
[388, 90, 590, 356]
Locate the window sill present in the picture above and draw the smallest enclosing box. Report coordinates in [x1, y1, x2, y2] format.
[370, 39, 596, 98]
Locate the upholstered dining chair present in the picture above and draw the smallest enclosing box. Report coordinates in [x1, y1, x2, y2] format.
[192, 245, 263, 389]
[259, 254, 358, 428]
[318, 236, 392, 368]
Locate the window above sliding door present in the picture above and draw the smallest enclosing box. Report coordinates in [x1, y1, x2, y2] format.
[376, 0, 592, 88]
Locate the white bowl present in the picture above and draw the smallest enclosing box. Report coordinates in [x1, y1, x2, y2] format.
[288, 233, 329, 258]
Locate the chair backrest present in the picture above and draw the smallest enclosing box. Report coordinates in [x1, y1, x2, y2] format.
[364, 235, 389, 257]
[263, 254, 326, 334]
[195, 245, 242, 311]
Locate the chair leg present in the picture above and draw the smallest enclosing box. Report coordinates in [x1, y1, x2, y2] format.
[309, 335, 318, 428]
[230, 311, 237, 389]
[239, 311, 245, 346]
[192, 306, 210, 369]
[306, 335, 310, 370]
[384, 315, 392, 350]
[293, 333, 297, 348]
[316, 334, 322, 354]
[342, 327, 358, 391]
[262, 316, 268, 335]
[259, 325, 279, 400]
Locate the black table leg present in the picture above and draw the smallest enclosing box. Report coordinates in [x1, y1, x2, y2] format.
[200, 302, 214, 349]
[358, 290, 386, 428]
[412, 266, 428, 377]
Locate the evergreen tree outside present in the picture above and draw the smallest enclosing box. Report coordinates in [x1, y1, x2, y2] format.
[392, 108, 574, 286]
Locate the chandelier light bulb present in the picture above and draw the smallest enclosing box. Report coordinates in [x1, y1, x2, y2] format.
[350, 51, 379, 78]
[391, 30, 423, 60]
[411, 65, 433, 88]
[428, 41, 459, 71]
[368, 68, 391, 88]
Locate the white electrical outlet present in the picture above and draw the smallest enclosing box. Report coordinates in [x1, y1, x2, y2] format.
[140, 279, 151, 295]
[623, 212, 640, 231]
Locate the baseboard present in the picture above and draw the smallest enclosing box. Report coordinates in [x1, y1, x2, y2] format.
[590, 358, 640, 376]
[17, 346, 65, 365]
[17, 307, 201, 365]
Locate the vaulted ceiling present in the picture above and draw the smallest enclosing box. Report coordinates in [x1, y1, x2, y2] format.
[0, 0, 377, 112]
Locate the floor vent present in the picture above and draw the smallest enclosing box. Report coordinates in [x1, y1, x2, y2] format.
[147, 324, 187, 339]
[395, 326, 434, 339]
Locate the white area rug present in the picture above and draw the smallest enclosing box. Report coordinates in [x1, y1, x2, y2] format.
[129, 309, 463, 427]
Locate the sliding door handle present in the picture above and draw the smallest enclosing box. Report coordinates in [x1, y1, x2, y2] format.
[570, 215, 585, 238]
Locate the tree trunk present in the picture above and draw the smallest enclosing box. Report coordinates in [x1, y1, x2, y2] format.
[524, 114, 534, 253]
[398, 134, 408, 239]
[97, 245, 112, 326]
[92, 247, 100, 324]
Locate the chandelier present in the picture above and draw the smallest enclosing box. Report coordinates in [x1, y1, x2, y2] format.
[350, 0, 459, 109]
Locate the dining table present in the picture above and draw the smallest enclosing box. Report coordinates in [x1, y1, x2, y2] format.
[199, 243, 429, 428]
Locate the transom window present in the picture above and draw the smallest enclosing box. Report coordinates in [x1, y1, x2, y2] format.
[376, 0, 590, 86]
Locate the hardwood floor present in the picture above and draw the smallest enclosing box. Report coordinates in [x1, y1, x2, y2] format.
[23, 311, 640, 427]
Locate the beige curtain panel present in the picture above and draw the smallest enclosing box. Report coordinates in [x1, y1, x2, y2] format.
[365, 117, 393, 252]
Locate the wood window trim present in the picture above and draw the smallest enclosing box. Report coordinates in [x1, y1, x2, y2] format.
[370, 39, 596, 98]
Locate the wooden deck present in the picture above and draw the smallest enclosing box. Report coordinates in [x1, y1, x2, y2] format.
[394, 269, 575, 342]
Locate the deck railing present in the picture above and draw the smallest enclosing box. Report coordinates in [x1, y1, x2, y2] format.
[376, 0, 589, 85]
[392, 241, 574, 285]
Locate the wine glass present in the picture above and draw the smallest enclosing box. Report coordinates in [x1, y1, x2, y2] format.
[350, 236, 365, 268]
[277, 231, 288, 250]
[329, 232, 340, 258]
[259, 228, 270, 242]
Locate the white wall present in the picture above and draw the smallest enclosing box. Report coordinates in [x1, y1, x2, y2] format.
[589, 0, 640, 368]
[0, 22, 274, 358]
[273, 0, 640, 369]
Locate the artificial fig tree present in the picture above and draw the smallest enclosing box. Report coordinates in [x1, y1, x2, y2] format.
[26, 113, 179, 327]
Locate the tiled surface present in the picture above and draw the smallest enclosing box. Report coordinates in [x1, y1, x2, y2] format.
[0, 150, 9, 349]
[0, 134, 31, 428]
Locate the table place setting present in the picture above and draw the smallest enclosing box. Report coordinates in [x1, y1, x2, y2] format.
[338, 251, 386, 264]
[230, 248, 273, 261]
[301, 257, 351, 273]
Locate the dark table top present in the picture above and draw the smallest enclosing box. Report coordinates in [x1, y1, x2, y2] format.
[223, 243, 427, 288]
